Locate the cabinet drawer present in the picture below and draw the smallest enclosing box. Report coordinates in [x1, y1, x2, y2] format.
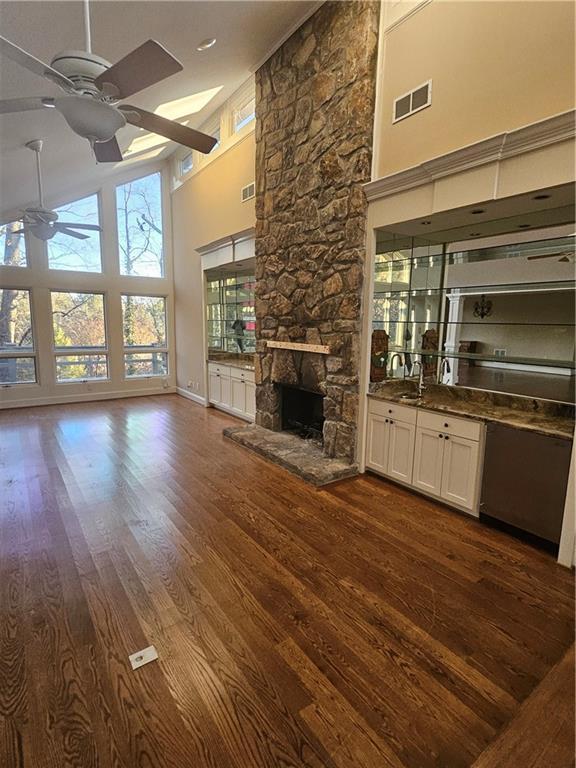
[368, 398, 417, 425]
[417, 409, 482, 442]
[230, 367, 255, 383]
[208, 363, 231, 377]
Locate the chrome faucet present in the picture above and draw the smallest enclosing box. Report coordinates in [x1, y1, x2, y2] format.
[411, 360, 426, 397]
[389, 353, 403, 377]
[440, 357, 451, 380]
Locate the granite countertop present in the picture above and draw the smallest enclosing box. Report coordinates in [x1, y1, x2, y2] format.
[207, 357, 255, 372]
[368, 383, 575, 440]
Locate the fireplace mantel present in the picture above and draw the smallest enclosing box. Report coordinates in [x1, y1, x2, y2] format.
[267, 341, 330, 355]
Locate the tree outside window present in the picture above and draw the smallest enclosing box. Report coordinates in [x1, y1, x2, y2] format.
[117, 172, 164, 278]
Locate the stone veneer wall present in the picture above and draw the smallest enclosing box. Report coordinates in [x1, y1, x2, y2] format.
[254, 1, 379, 461]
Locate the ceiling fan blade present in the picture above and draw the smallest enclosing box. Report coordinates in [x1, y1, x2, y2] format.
[93, 136, 123, 163]
[94, 40, 183, 99]
[0, 35, 75, 91]
[56, 222, 102, 231]
[53, 225, 89, 240]
[0, 97, 55, 114]
[120, 105, 217, 154]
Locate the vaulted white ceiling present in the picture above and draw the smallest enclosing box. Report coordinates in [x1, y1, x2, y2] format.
[0, 0, 318, 216]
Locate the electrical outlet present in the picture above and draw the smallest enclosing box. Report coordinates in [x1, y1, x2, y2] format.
[187, 380, 193, 389]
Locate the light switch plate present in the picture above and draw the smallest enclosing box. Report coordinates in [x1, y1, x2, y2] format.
[129, 645, 158, 670]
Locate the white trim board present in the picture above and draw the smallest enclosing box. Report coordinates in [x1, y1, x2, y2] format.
[365, 110, 575, 201]
[177, 387, 207, 407]
[0, 387, 176, 410]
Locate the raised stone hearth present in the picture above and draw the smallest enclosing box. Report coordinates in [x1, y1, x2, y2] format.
[223, 424, 358, 486]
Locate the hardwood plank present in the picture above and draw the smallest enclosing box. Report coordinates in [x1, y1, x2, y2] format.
[0, 394, 573, 768]
[472, 645, 575, 768]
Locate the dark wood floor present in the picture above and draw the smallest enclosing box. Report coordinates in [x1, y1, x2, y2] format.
[1, 394, 574, 768]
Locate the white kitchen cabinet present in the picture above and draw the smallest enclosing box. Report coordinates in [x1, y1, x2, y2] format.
[387, 419, 415, 484]
[366, 398, 484, 515]
[231, 376, 246, 415]
[413, 427, 444, 497]
[245, 381, 256, 419]
[366, 413, 389, 474]
[440, 434, 480, 511]
[208, 363, 254, 421]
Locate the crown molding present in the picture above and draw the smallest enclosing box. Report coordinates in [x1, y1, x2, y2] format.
[365, 110, 575, 201]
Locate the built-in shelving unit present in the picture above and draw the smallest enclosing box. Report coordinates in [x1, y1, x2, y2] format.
[206, 270, 256, 355]
[371, 233, 575, 401]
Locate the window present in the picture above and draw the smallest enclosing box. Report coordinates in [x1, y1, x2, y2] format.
[1, 222, 27, 267]
[51, 291, 108, 381]
[47, 194, 102, 272]
[180, 153, 193, 176]
[233, 96, 255, 133]
[209, 125, 221, 152]
[0, 288, 35, 383]
[117, 172, 164, 278]
[121, 294, 167, 377]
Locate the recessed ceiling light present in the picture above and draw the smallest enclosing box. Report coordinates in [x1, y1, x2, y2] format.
[197, 38, 216, 51]
[471, 208, 485, 215]
[518, 224, 531, 229]
[421, 220, 431, 225]
[533, 193, 551, 200]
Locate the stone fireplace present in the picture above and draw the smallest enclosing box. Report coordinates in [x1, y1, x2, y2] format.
[253, 0, 380, 462]
[279, 384, 324, 442]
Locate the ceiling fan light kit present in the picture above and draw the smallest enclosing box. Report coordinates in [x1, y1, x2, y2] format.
[0, 0, 217, 163]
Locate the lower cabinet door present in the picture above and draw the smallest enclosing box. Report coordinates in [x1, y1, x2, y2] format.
[440, 434, 480, 512]
[231, 378, 246, 415]
[366, 413, 389, 474]
[220, 374, 232, 408]
[386, 419, 415, 484]
[413, 427, 444, 497]
[208, 371, 221, 405]
[244, 381, 256, 420]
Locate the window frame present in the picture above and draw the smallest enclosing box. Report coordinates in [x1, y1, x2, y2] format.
[0, 285, 38, 387]
[50, 289, 110, 384]
[46, 192, 104, 274]
[120, 292, 169, 379]
[116, 170, 166, 280]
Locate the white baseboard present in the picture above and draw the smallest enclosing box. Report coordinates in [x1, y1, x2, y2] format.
[0, 387, 176, 410]
[177, 387, 207, 406]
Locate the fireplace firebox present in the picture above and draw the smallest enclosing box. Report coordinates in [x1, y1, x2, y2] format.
[279, 385, 324, 443]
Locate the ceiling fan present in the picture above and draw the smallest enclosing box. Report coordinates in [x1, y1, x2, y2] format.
[13, 139, 102, 241]
[0, 0, 217, 163]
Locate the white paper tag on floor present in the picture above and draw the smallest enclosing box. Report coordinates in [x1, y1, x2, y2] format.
[129, 645, 158, 670]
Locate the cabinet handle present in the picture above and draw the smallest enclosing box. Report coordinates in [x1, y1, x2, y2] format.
[385, 418, 389, 423]
[438, 433, 443, 438]
[444, 422, 449, 428]
[388, 409, 392, 414]
[445, 435, 449, 440]
[390, 419, 394, 424]
[216, 374, 220, 378]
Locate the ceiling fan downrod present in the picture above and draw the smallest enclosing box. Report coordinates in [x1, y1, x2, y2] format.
[25, 139, 45, 207]
[83, 0, 92, 54]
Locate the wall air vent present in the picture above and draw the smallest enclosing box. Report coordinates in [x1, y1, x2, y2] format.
[241, 182, 255, 202]
[393, 80, 432, 123]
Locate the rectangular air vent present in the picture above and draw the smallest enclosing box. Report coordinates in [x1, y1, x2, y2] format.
[393, 80, 432, 123]
[241, 181, 255, 202]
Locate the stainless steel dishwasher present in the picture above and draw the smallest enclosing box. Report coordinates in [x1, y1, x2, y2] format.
[480, 422, 572, 544]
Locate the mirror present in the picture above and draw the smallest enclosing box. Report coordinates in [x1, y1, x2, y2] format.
[371, 233, 575, 403]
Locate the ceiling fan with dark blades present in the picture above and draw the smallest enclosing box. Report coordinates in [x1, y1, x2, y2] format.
[14, 139, 102, 241]
[0, 0, 217, 163]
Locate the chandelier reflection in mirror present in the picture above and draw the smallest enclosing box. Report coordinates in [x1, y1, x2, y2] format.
[473, 294, 493, 319]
